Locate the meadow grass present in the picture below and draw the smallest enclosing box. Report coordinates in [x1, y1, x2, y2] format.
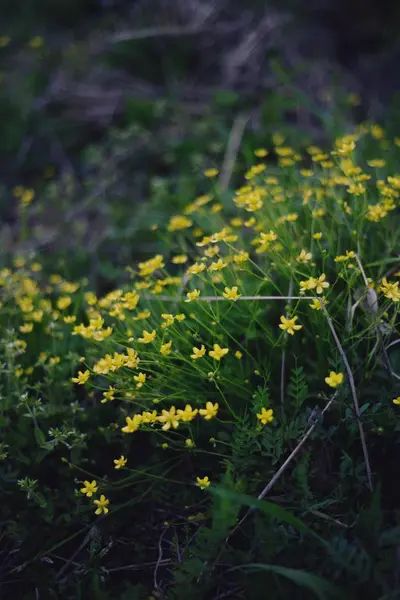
[1, 123, 400, 599]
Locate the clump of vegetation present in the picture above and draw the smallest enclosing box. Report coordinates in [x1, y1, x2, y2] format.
[1, 122, 400, 599]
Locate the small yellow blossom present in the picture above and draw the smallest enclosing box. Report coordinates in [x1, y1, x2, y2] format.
[94, 494, 110, 515]
[199, 402, 219, 420]
[168, 215, 193, 232]
[223, 286, 241, 300]
[161, 314, 175, 327]
[334, 250, 356, 262]
[393, 397, 400, 405]
[101, 386, 115, 403]
[278, 315, 302, 335]
[188, 262, 206, 275]
[379, 278, 400, 302]
[0, 36, 10, 47]
[235, 350, 243, 359]
[138, 329, 156, 343]
[29, 36, 44, 49]
[233, 251, 249, 265]
[185, 438, 195, 448]
[204, 168, 219, 178]
[177, 404, 198, 422]
[314, 274, 330, 294]
[80, 480, 98, 498]
[134, 372, 146, 388]
[57, 296, 72, 310]
[141, 410, 158, 424]
[185, 289, 201, 302]
[71, 369, 90, 385]
[138, 255, 164, 277]
[191, 345, 206, 360]
[325, 371, 344, 388]
[196, 476, 211, 490]
[209, 344, 229, 361]
[296, 249, 312, 264]
[367, 159, 385, 168]
[209, 259, 227, 272]
[160, 340, 172, 356]
[63, 315, 76, 324]
[312, 232, 322, 240]
[114, 456, 127, 469]
[172, 254, 188, 264]
[309, 297, 328, 310]
[122, 414, 142, 433]
[158, 406, 180, 430]
[19, 323, 33, 333]
[256, 408, 274, 425]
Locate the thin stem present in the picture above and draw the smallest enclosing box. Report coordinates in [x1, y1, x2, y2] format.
[321, 301, 373, 491]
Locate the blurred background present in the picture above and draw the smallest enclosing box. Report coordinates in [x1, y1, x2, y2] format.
[1, 0, 400, 286]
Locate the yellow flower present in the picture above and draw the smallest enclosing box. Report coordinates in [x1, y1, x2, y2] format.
[191, 344, 206, 360]
[223, 286, 241, 300]
[196, 476, 211, 490]
[101, 386, 115, 403]
[138, 329, 156, 343]
[204, 168, 219, 178]
[188, 262, 206, 275]
[158, 406, 180, 430]
[138, 254, 164, 277]
[367, 159, 385, 168]
[314, 274, 330, 295]
[278, 315, 302, 335]
[29, 36, 44, 49]
[185, 438, 195, 448]
[121, 414, 142, 433]
[177, 404, 198, 422]
[0, 36, 10, 47]
[80, 480, 98, 498]
[256, 408, 274, 425]
[185, 289, 201, 302]
[393, 397, 400, 405]
[160, 340, 172, 356]
[309, 297, 328, 311]
[233, 251, 249, 265]
[325, 371, 344, 388]
[63, 315, 76, 324]
[161, 313, 175, 328]
[209, 259, 227, 272]
[114, 456, 127, 469]
[254, 148, 268, 157]
[168, 215, 193, 232]
[209, 344, 229, 361]
[57, 296, 72, 310]
[235, 350, 243, 359]
[172, 254, 188, 264]
[19, 323, 33, 333]
[199, 402, 219, 420]
[134, 372, 146, 388]
[312, 232, 322, 240]
[141, 410, 158, 424]
[94, 494, 110, 515]
[296, 249, 312, 264]
[379, 278, 400, 302]
[71, 369, 90, 385]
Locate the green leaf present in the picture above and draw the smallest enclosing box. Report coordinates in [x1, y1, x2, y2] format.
[34, 426, 46, 448]
[233, 563, 347, 600]
[210, 487, 327, 547]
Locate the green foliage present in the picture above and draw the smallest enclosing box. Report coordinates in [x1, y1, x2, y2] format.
[1, 11, 400, 597]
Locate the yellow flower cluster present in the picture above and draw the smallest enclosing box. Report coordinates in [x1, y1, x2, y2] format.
[121, 402, 219, 434]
